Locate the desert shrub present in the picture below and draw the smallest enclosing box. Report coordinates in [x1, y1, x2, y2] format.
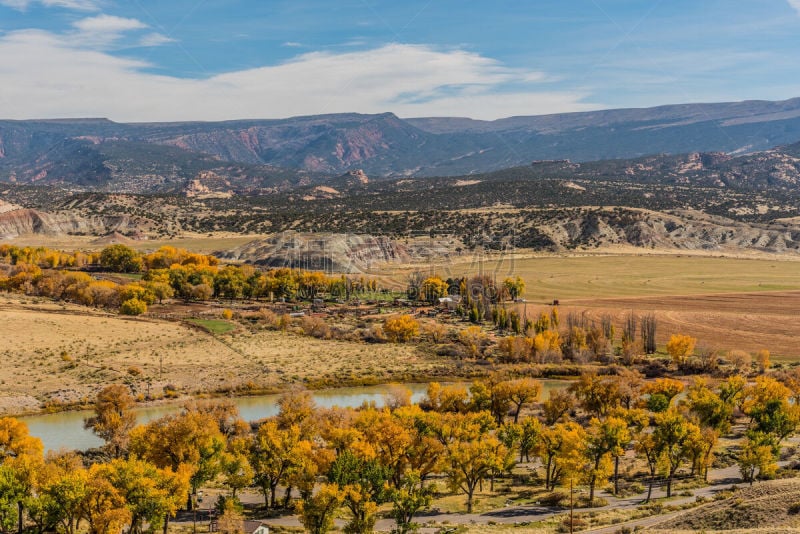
[221, 308, 233, 320]
[259, 308, 279, 328]
[538, 491, 568, 507]
[301, 316, 330, 339]
[458, 326, 488, 358]
[127, 366, 142, 376]
[362, 324, 387, 343]
[436, 343, 464, 358]
[423, 322, 449, 343]
[728, 350, 752, 372]
[496, 335, 532, 363]
[558, 517, 586, 533]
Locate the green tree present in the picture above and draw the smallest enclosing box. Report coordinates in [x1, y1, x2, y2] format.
[99, 245, 143, 273]
[390, 472, 432, 534]
[503, 276, 525, 301]
[328, 450, 390, 534]
[652, 410, 699, 497]
[296, 483, 344, 534]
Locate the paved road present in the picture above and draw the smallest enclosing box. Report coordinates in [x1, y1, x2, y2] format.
[181, 441, 799, 533]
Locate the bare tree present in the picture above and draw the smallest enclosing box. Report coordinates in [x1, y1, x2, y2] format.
[641, 313, 657, 354]
[600, 314, 615, 342]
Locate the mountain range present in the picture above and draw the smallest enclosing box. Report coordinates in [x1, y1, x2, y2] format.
[3, 97, 800, 192]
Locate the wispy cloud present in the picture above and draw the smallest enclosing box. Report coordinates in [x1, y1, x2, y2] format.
[789, 0, 800, 14]
[72, 14, 146, 34]
[0, 34, 598, 121]
[137, 32, 175, 47]
[0, 0, 100, 11]
[70, 14, 159, 48]
[281, 41, 303, 48]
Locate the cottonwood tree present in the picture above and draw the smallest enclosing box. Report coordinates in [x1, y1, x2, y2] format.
[570, 372, 622, 417]
[84, 385, 137, 459]
[129, 412, 226, 511]
[99, 457, 190, 534]
[390, 472, 432, 534]
[666, 334, 697, 365]
[643, 378, 685, 413]
[250, 421, 308, 509]
[653, 410, 701, 497]
[327, 450, 390, 534]
[536, 422, 586, 491]
[445, 435, 508, 513]
[80, 465, 132, 534]
[583, 417, 629, 502]
[542, 390, 574, 425]
[0, 417, 43, 534]
[738, 432, 778, 485]
[296, 483, 344, 534]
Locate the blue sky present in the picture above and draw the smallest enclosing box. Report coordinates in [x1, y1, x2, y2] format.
[0, 0, 798, 120]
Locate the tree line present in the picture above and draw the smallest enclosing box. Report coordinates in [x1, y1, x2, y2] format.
[0, 244, 384, 316]
[3, 369, 800, 534]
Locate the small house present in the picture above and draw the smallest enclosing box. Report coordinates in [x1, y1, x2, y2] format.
[243, 521, 270, 534]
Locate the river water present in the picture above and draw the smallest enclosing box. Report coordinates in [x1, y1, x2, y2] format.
[21, 380, 571, 451]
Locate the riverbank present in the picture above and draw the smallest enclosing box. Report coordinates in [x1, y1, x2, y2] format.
[19, 380, 574, 451]
[0, 293, 467, 416]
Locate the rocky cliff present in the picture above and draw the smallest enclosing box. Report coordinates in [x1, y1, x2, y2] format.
[0, 208, 134, 239]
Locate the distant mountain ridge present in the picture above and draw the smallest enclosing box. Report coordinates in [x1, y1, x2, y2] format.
[2, 97, 800, 189]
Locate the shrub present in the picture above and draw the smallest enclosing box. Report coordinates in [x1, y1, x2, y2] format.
[384, 315, 420, 343]
[301, 316, 331, 339]
[221, 308, 233, 320]
[259, 308, 279, 328]
[538, 491, 568, 507]
[120, 298, 147, 316]
[666, 334, 697, 364]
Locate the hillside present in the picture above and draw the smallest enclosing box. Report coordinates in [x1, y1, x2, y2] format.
[2, 98, 800, 186]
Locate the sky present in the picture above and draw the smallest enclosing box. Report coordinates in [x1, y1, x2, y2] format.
[0, 0, 798, 121]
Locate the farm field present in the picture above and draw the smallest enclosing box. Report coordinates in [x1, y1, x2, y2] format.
[399, 253, 800, 359]
[559, 291, 800, 360]
[443, 253, 800, 302]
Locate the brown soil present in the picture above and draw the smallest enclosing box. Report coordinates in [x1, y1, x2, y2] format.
[559, 291, 800, 359]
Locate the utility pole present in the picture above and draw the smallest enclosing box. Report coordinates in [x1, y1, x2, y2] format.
[570, 477, 574, 534]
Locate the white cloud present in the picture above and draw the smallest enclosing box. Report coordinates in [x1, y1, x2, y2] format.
[0, 0, 100, 10]
[72, 14, 146, 33]
[0, 32, 598, 121]
[70, 14, 148, 48]
[789, 0, 800, 14]
[282, 41, 303, 48]
[137, 33, 175, 47]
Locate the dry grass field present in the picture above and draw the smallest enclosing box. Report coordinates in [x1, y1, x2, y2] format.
[0, 294, 452, 415]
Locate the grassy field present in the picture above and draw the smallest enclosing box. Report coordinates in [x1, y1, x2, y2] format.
[442, 253, 800, 302]
[186, 318, 236, 334]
